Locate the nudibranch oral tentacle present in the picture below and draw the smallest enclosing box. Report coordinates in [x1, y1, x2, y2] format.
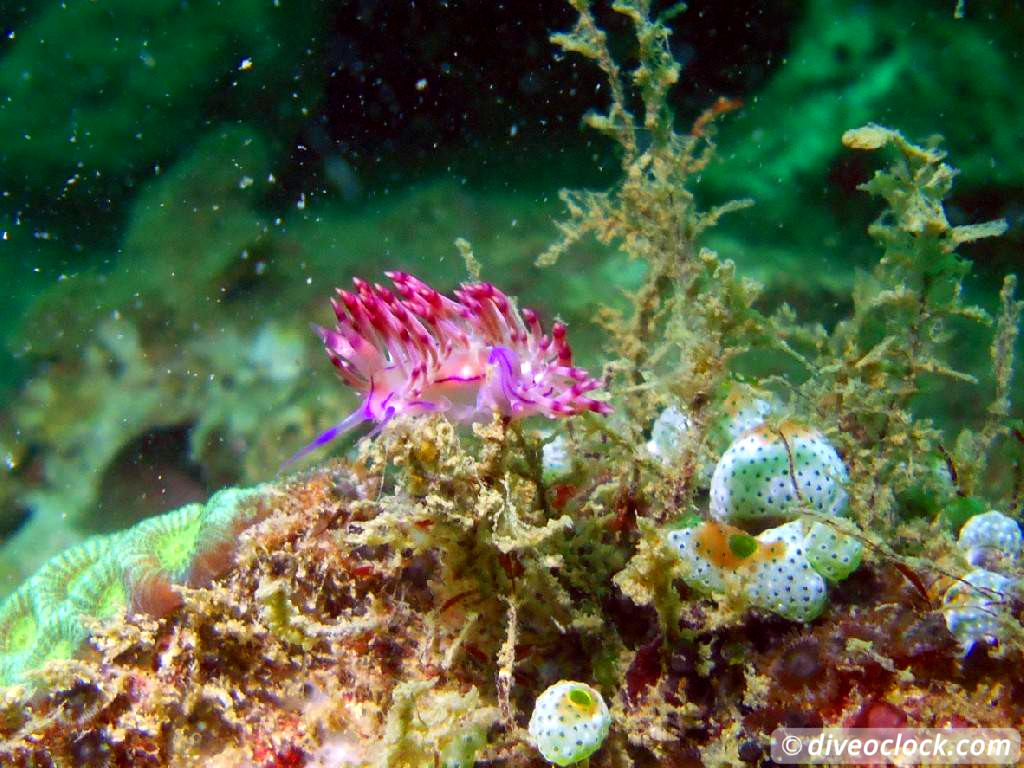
[284, 272, 610, 466]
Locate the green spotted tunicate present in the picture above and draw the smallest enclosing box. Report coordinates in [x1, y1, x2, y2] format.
[527, 680, 611, 766]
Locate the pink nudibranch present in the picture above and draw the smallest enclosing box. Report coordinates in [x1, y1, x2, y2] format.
[285, 271, 610, 466]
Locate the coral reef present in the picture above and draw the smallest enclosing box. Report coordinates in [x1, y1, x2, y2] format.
[0, 1, 1021, 766]
[0, 412, 1017, 764]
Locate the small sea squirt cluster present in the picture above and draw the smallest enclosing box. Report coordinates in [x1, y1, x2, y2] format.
[957, 509, 1022, 571]
[528, 680, 611, 766]
[667, 423, 861, 622]
[943, 510, 1022, 654]
[289, 272, 610, 464]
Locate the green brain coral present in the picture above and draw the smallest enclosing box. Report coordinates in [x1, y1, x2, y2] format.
[122, 504, 205, 583]
[0, 485, 267, 688]
[0, 588, 38, 660]
[29, 536, 123, 617]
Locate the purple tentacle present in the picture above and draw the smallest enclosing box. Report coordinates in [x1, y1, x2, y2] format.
[281, 406, 368, 470]
[487, 345, 532, 411]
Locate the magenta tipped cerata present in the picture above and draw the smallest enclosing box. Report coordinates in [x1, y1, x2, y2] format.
[285, 272, 610, 466]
